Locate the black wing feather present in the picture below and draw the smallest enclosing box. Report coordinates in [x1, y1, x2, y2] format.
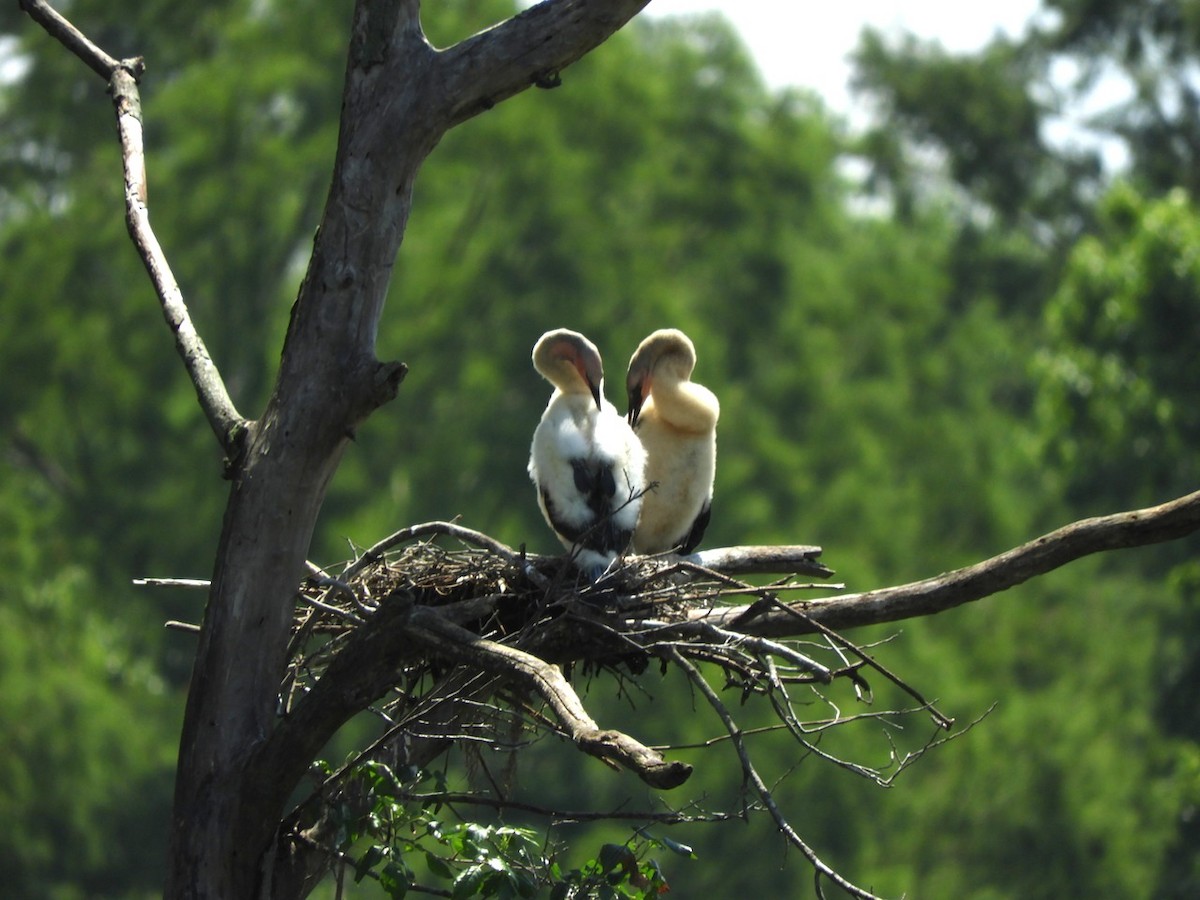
[676, 501, 712, 555]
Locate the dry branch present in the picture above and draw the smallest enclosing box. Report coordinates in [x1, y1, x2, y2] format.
[20, 0, 246, 455]
[439, 0, 654, 126]
[709, 488, 1200, 638]
[18, 0, 120, 77]
[689, 544, 832, 577]
[404, 609, 693, 789]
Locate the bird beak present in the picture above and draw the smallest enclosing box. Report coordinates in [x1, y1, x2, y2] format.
[588, 378, 603, 410]
[627, 378, 645, 427]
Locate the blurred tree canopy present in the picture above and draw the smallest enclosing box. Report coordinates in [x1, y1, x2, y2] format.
[1, 0, 1198, 896]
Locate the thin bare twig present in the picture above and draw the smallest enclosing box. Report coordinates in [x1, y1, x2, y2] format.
[404, 791, 732, 825]
[133, 577, 211, 590]
[298, 593, 364, 626]
[764, 598, 955, 731]
[636, 618, 834, 682]
[667, 649, 886, 900]
[344, 521, 545, 586]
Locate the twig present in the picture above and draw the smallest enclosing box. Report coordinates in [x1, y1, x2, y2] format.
[20, 0, 246, 455]
[714, 582, 845, 596]
[667, 649, 887, 900]
[344, 521, 546, 586]
[133, 577, 212, 590]
[298, 593, 364, 626]
[403, 791, 731, 825]
[305, 561, 372, 615]
[764, 599, 954, 731]
[635, 618, 833, 683]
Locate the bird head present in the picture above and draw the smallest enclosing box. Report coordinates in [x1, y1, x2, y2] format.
[626, 328, 695, 426]
[533, 328, 605, 410]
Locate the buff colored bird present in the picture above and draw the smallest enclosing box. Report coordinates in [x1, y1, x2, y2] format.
[626, 328, 718, 554]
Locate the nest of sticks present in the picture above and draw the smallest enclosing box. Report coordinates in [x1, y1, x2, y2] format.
[278, 521, 952, 793]
[288, 520, 839, 689]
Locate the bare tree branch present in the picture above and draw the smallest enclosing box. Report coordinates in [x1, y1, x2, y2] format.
[438, 0, 653, 127]
[17, 0, 120, 77]
[19, 0, 247, 455]
[704, 488, 1200, 638]
[112, 69, 247, 454]
[404, 608, 693, 789]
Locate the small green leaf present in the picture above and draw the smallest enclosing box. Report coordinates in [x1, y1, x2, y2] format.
[380, 861, 411, 900]
[354, 845, 386, 883]
[659, 835, 696, 858]
[598, 843, 635, 873]
[453, 864, 485, 899]
[426, 850, 454, 880]
[645, 858, 668, 885]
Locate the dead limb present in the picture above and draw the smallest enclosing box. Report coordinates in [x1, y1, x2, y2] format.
[404, 608, 692, 790]
[688, 544, 833, 577]
[703, 488, 1200, 637]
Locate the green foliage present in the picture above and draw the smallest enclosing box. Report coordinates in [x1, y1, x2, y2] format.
[315, 761, 683, 899]
[853, 31, 1046, 220]
[1037, 182, 1200, 509]
[4, 0, 1200, 897]
[1044, 0, 1200, 195]
[0, 481, 176, 898]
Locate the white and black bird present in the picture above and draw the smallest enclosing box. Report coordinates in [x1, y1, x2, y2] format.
[626, 328, 719, 555]
[529, 328, 647, 578]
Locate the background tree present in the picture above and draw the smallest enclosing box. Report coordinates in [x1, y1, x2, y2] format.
[4, 0, 1200, 897]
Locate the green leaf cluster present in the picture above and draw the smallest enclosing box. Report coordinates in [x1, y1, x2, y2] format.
[308, 761, 683, 900]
